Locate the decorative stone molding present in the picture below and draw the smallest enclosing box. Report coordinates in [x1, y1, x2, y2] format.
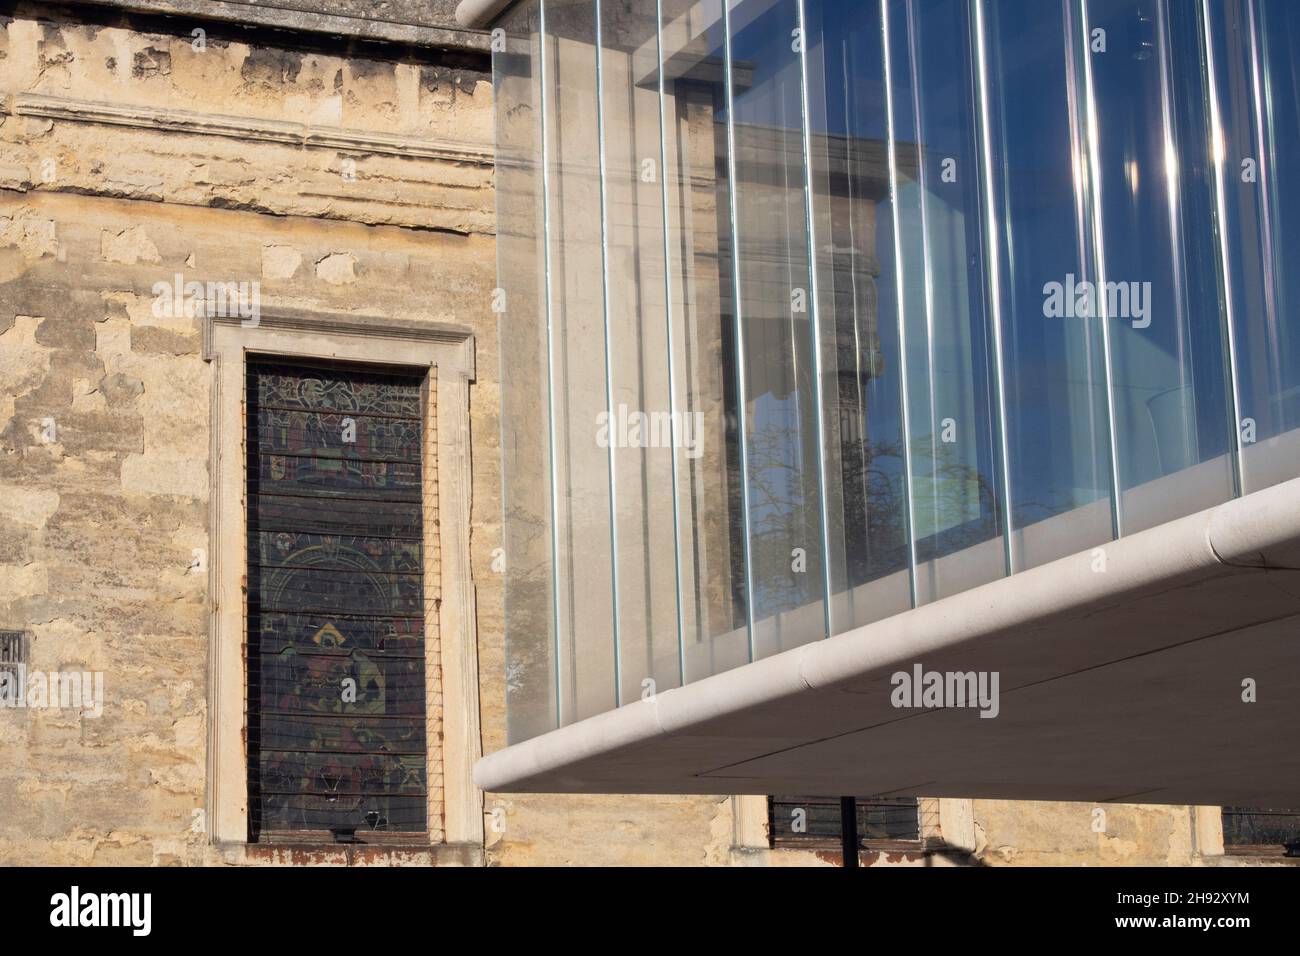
[4, 93, 494, 168]
[71, 0, 490, 52]
[201, 308, 482, 851]
[200, 308, 479, 364]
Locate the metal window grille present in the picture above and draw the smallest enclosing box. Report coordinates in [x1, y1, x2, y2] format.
[769, 795, 922, 848]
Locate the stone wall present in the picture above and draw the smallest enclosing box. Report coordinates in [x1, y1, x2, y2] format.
[0, 2, 740, 866]
[0, 1, 1268, 867]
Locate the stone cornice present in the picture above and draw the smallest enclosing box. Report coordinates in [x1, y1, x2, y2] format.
[201, 308, 477, 375]
[3, 92, 494, 168]
[70, 0, 490, 52]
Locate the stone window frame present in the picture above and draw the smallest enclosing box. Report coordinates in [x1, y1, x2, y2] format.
[202, 308, 483, 851]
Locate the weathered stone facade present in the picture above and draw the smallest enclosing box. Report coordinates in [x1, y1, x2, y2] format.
[0, 1, 1275, 866]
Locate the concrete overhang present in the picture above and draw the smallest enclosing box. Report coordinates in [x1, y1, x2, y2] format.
[456, 0, 520, 29]
[476, 476, 1300, 805]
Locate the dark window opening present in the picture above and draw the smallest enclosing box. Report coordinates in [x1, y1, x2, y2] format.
[245, 358, 428, 843]
[1222, 807, 1300, 857]
[768, 795, 924, 851]
[0, 629, 26, 668]
[0, 630, 27, 697]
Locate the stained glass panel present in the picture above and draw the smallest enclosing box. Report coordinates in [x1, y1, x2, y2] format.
[246, 360, 428, 839]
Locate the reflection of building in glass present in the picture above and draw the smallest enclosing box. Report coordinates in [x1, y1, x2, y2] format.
[481, 0, 1300, 854]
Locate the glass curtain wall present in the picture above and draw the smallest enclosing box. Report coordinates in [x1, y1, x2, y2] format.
[496, 0, 1300, 742]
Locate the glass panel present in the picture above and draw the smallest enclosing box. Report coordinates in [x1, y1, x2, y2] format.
[544, 0, 618, 722]
[1205, 0, 1300, 493]
[728, 0, 826, 658]
[977, 0, 1115, 570]
[599, 1, 685, 701]
[1250, 0, 1300, 486]
[661, 0, 752, 681]
[888, 0, 1006, 602]
[495, 3, 558, 742]
[490, 0, 1300, 741]
[1084, 0, 1234, 533]
[803, 0, 913, 631]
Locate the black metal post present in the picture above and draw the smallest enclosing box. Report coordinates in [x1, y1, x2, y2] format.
[841, 796, 859, 868]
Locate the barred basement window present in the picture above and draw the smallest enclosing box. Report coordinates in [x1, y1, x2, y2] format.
[1, 630, 26, 695]
[0, 630, 25, 669]
[246, 359, 428, 842]
[1221, 807, 1300, 857]
[768, 796, 922, 850]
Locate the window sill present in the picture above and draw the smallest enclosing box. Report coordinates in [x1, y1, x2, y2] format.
[1222, 845, 1300, 861]
[214, 841, 484, 867]
[772, 837, 947, 856]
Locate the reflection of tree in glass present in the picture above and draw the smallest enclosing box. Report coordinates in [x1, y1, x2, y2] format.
[908, 438, 1001, 562]
[745, 420, 1005, 617]
[743, 420, 825, 619]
